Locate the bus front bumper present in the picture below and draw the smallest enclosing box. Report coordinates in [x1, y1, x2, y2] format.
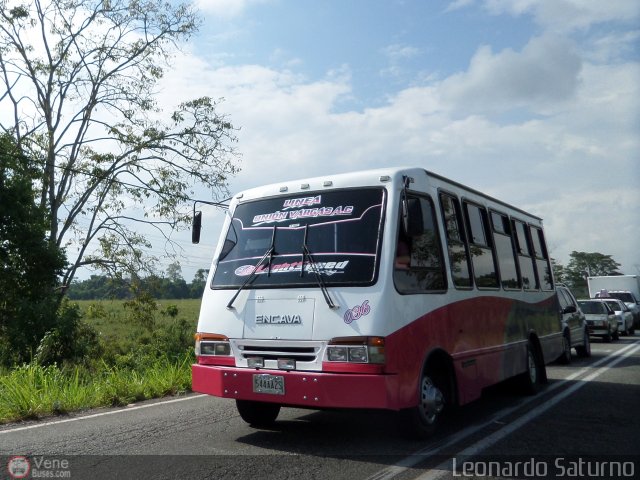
[192, 364, 402, 410]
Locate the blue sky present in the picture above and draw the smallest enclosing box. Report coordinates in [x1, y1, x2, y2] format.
[194, 1, 538, 111]
[152, 0, 640, 279]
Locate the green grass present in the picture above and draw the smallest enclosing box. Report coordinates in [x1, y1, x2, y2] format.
[0, 354, 193, 423]
[0, 298, 201, 424]
[76, 298, 201, 339]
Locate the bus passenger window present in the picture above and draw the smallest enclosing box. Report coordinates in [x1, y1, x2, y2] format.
[463, 202, 499, 289]
[512, 220, 538, 290]
[394, 195, 446, 293]
[530, 226, 553, 291]
[491, 211, 520, 290]
[439, 193, 472, 288]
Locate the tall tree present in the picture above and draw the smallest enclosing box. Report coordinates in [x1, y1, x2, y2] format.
[0, 0, 239, 291]
[190, 267, 208, 297]
[165, 261, 183, 283]
[551, 258, 565, 284]
[0, 133, 66, 364]
[564, 251, 622, 289]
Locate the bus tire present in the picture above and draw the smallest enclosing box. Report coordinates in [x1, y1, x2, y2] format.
[236, 400, 281, 427]
[399, 374, 444, 440]
[519, 340, 544, 395]
[399, 355, 456, 440]
[557, 331, 572, 365]
[575, 329, 591, 358]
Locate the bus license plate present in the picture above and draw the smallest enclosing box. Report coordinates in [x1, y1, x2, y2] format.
[253, 374, 285, 395]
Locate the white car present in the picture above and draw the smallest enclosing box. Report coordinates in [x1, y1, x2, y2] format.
[556, 284, 590, 361]
[606, 291, 640, 329]
[602, 298, 635, 336]
[577, 299, 619, 342]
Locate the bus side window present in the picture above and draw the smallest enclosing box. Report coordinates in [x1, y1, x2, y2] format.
[394, 195, 446, 293]
[490, 211, 520, 290]
[463, 202, 499, 289]
[512, 220, 538, 290]
[530, 226, 554, 291]
[439, 193, 472, 288]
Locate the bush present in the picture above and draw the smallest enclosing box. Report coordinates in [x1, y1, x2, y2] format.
[35, 300, 101, 366]
[123, 289, 158, 331]
[85, 302, 107, 320]
[162, 304, 179, 318]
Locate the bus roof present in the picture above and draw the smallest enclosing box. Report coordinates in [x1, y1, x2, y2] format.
[232, 166, 542, 222]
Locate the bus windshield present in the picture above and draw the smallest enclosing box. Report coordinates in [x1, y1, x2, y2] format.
[211, 188, 386, 288]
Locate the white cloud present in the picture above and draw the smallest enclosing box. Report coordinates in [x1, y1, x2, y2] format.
[445, 0, 477, 12]
[438, 35, 582, 115]
[382, 44, 421, 61]
[585, 30, 640, 63]
[530, 188, 640, 272]
[379, 43, 422, 79]
[195, 0, 271, 18]
[484, 0, 640, 32]
[156, 28, 639, 276]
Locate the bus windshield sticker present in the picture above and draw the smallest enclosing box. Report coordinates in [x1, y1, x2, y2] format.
[234, 260, 349, 277]
[252, 205, 354, 226]
[282, 195, 322, 209]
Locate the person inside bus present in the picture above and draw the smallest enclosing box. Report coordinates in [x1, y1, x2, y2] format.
[395, 234, 411, 269]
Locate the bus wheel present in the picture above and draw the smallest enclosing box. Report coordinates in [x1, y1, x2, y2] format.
[236, 400, 281, 427]
[519, 341, 544, 395]
[576, 329, 591, 358]
[557, 331, 572, 364]
[399, 374, 445, 440]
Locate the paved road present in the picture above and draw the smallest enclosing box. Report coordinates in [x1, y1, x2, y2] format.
[1, 336, 639, 480]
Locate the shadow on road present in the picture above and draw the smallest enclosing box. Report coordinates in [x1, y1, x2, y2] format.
[234, 343, 640, 464]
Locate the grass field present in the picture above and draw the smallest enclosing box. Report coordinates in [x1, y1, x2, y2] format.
[75, 298, 202, 339]
[0, 298, 203, 424]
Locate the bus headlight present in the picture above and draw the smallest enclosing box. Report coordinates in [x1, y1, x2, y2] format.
[327, 346, 348, 362]
[348, 346, 367, 362]
[195, 333, 231, 356]
[327, 336, 385, 364]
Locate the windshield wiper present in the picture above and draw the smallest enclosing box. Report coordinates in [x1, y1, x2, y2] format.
[300, 225, 337, 309]
[226, 226, 277, 309]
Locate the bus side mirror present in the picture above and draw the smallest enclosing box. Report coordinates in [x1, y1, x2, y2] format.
[192, 211, 202, 244]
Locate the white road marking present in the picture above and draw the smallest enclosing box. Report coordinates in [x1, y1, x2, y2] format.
[418, 342, 640, 480]
[0, 394, 207, 435]
[367, 340, 640, 480]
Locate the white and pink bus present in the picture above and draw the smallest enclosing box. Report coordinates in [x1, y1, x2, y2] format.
[191, 167, 563, 438]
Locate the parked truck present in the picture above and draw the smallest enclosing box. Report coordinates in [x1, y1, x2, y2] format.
[587, 275, 640, 328]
